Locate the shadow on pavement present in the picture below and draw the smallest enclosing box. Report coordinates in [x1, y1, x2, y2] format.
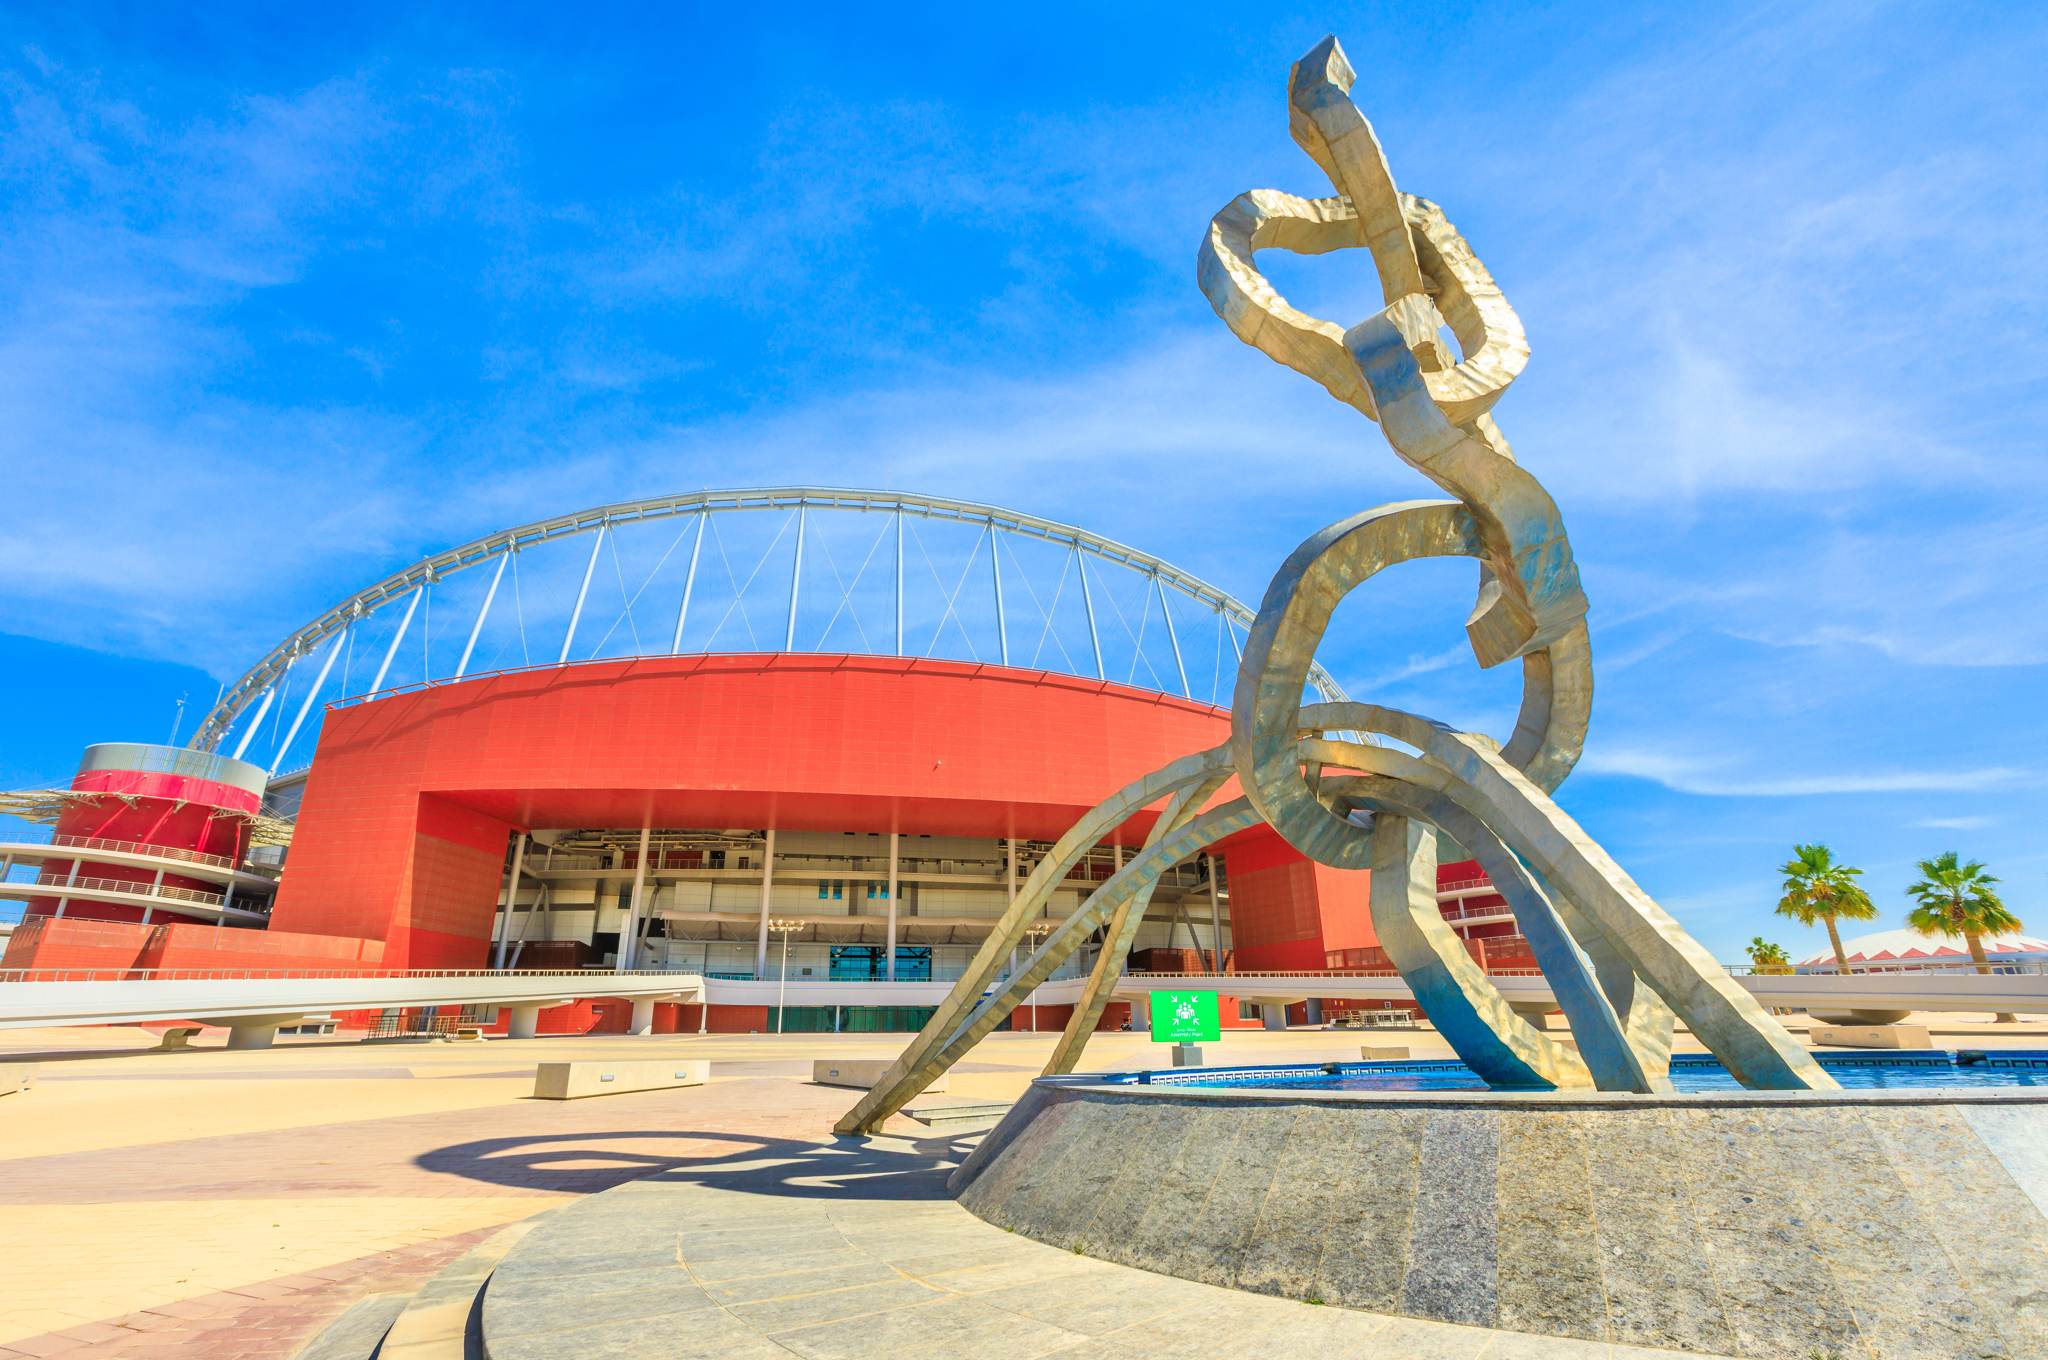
[416, 1126, 967, 1200]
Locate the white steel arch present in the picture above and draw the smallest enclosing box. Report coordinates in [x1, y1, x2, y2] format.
[191, 488, 1349, 764]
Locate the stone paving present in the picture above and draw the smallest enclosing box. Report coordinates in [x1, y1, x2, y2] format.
[4, 1020, 2044, 1357]
[480, 1135, 1724, 1360]
[0, 1028, 880, 1355]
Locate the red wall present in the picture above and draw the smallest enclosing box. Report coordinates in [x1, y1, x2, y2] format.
[1, 915, 385, 974]
[24, 766, 257, 924]
[273, 654, 1248, 967]
[1220, 825, 1374, 971]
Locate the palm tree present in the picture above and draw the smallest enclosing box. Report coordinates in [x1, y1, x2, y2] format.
[1776, 844, 1878, 975]
[1906, 851, 2023, 1023]
[1746, 937, 1791, 973]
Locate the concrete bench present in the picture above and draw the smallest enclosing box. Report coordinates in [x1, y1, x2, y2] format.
[1812, 1024, 1933, 1050]
[0, 1065, 35, 1097]
[451, 1027, 486, 1042]
[1360, 1045, 1411, 1061]
[156, 1026, 204, 1051]
[533, 1060, 710, 1100]
[812, 1059, 948, 1093]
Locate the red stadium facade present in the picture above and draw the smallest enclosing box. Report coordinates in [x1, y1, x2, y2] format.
[2, 492, 1518, 1036]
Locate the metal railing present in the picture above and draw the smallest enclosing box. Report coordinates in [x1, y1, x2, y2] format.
[1435, 876, 1493, 896]
[0, 966, 708, 984]
[8, 876, 230, 907]
[194, 486, 1350, 754]
[1723, 959, 2048, 977]
[362, 1004, 498, 1038]
[1439, 898, 1513, 924]
[42, 835, 238, 872]
[1120, 966, 1550, 979]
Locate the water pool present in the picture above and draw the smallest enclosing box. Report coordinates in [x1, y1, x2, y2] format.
[1117, 1049, 2048, 1093]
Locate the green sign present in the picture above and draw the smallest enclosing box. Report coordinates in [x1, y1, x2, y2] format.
[1150, 989, 1221, 1043]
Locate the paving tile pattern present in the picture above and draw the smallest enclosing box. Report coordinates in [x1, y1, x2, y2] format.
[0, 1229, 495, 1359]
[0, 1073, 854, 1355]
[953, 1087, 2048, 1360]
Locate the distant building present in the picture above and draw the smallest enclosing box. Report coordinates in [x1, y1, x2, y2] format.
[1797, 927, 2048, 972]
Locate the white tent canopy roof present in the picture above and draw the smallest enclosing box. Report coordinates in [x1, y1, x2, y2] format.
[1798, 926, 2048, 967]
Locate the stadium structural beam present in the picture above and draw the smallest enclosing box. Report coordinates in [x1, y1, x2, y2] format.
[886, 832, 900, 980]
[894, 509, 905, 657]
[369, 586, 423, 694]
[456, 554, 508, 680]
[1206, 855, 1224, 972]
[785, 506, 806, 651]
[229, 684, 279, 762]
[190, 488, 1350, 752]
[1156, 573, 1191, 697]
[560, 526, 606, 664]
[619, 824, 651, 972]
[272, 631, 347, 774]
[754, 828, 777, 976]
[672, 514, 705, 654]
[1077, 545, 1104, 679]
[990, 525, 1009, 665]
[494, 832, 528, 969]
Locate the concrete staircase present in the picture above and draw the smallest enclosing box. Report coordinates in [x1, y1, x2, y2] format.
[290, 1218, 543, 1360]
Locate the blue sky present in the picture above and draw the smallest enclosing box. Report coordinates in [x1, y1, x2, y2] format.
[3, 2, 2044, 963]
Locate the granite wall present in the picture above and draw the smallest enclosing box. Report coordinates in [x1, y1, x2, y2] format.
[951, 1080, 2048, 1359]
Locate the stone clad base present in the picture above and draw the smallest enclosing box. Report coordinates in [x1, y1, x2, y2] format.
[950, 1080, 2048, 1360]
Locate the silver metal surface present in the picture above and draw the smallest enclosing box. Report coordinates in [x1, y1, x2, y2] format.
[841, 34, 1832, 1127]
[192, 488, 1342, 763]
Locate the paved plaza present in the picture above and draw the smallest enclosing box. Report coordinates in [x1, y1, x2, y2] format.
[0, 1016, 2042, 1357]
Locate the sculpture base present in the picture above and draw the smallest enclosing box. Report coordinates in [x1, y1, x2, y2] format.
[950, 1077, 2048, 1358]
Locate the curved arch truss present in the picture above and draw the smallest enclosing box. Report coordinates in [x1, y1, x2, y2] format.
[839, 37, 1832, 1128]
[192, 488, 1347, 773]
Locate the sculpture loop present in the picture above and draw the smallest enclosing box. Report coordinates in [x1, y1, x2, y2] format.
[839, 35, 1830, 1134]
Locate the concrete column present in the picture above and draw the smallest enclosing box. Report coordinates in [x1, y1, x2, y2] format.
[885, 832, 900, 981]
[619, 824, 652, 972]
[55, 858, 80, 918]
[1261, 1003, 1288, 1030]
[1205, 855, 1224, 973]
[629, 998, 657, 1036]
[227, 1021, 281, 1050]
[1129, 994, 1149, 1028]
[494, 832, 528, 969]
[506, 1004, 543, 1040]
[1305, 998, 1324, 1025]
[753, 829, 776, 977]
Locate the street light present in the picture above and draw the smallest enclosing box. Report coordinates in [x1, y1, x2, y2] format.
[768, 918, 805, 1034]
[1024, 919, 1056, 1033]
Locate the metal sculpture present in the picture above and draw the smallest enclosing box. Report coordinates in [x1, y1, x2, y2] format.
[839, 36, 1830, 1132]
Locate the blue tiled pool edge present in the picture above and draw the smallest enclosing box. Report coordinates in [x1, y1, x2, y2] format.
[1111, 1048, 2048, 1094]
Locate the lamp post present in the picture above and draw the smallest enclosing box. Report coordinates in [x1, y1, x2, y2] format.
[1024, 919, 1056, 1033]
[768, 918, 805, 1034]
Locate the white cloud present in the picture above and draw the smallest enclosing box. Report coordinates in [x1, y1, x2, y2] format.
[1579, 746, 2029, 798]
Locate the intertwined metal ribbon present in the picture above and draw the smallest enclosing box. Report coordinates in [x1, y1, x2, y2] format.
[838, 37, 1830, 1134]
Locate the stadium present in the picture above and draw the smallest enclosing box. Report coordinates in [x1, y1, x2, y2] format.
[0, 488, 1527, 1034]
